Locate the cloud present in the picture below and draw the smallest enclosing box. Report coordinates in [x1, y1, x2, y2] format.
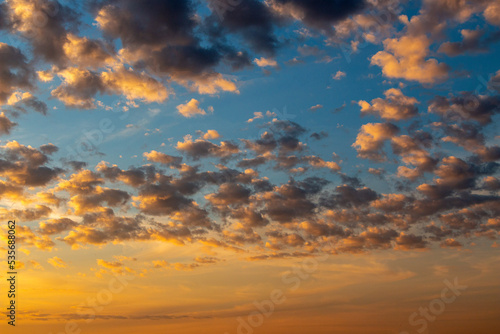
[440, 238, 463, 248]
[176, 135, 239, 160]
[97, 259, 123, 269]
[269, 0, 366, 31]
[48, 256, 67, 268]
[309, 104, 323, 112]
[63, 33, 115, 68]
[37, 70, 54, 82]
[39, 218, 78, 235]
[56, 169, 104, 194]
[200, 130, 221, 140]
[429, 93, 500, 125]
[52, 67, 106, 109]
[352, 122, 399, 161]
[332, 71, 346, 80]
[247, 112, 264, 123]
[432, 122, 500, 162]
[371, 34, 449, 84]
[6, 91, 48, 115]
[143, 151, 183, 166]
[96, 162, 156, 187]
[67, 186, 130, 215]
[0, 205, 52, 222]
[254, 57, 278, 68]
[438, 29, 500, 56]
[62, 212, 150, 249]
[208, 0, 279, 55]
[0, 112, 17, 135]
[391, 134, 438, 180]
[186, 74, 239, 95]
[206, 183, 251, 208]
[0, 140, 63, 186]
[3, 0, 78, 63]
[176, 99, 207, 118]
[305, 156, 341, 171]
[483, 176, 500, 191]
[395, 233, 427, 250]
[101, 66, 169, 103]
[0, 43, 34, 104]
[11, 225, 55, 251]
[359, 88, 419, 121]
[484, 1, 500, 26]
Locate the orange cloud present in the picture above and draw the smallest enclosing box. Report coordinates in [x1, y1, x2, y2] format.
[371, 34, 449, 84]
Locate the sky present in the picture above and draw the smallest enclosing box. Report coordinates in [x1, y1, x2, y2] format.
[0, 0, 499, 333]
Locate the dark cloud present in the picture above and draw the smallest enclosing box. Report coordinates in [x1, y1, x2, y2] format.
[176, 137, 239, 160]
[439, 29, 500, 56]
[271, 0, 366, 31]
[38, 217, 78, 235]
[429, 93, 500, 125]
[3, 0, 79, 63]
[322, 185, 378, 209]
[51, 68, 107, 109]
[0, 43, 34, 103]
[310, 131, 328, 140]
[208, 0, 279, 55]
[0, 141, 63, 186]
[0, 113, 17, 135]
[0, 205, 52, 222]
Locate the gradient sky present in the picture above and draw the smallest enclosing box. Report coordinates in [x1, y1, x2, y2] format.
[1, 0, 500, 333]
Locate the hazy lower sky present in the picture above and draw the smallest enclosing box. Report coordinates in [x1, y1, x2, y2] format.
[0, 0, 499, 333]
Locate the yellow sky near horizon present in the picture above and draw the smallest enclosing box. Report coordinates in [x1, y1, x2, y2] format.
[2, 240, 499, 334]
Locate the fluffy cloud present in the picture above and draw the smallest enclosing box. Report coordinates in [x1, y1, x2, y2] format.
[101, 66, 169, 103]
[359, 88, 419, 121]
[51, 67, 106, 109]
[143, 151, 183, 166]
[371, 34, 449, 84]
[0, 141, 62, 187]
[176, 99, 208, 118]
[352, 122, 399, 161]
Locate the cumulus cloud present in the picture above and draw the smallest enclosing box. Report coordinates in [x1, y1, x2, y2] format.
[371, 34, 449, 84]
[0, 112, 17, 135]
[52, 67, 106, 109]
[176, 99, 208, 118]
[0, 141, 62, 187]
[101, 66, 169, 103]
[429, 93, 500, 125]
[352, 122, 399, 161]
[63, 34, 115, 68]
[39, 218, 78, 235]
[359, 88, 419, 121]
[0, 43, 34, 104]
[176, 135, 239, 160]
[143, 151, 183, 166]
[391, 134, 438, 180]
[3, 0, 78, 63]
[200, 130, 221, 140]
